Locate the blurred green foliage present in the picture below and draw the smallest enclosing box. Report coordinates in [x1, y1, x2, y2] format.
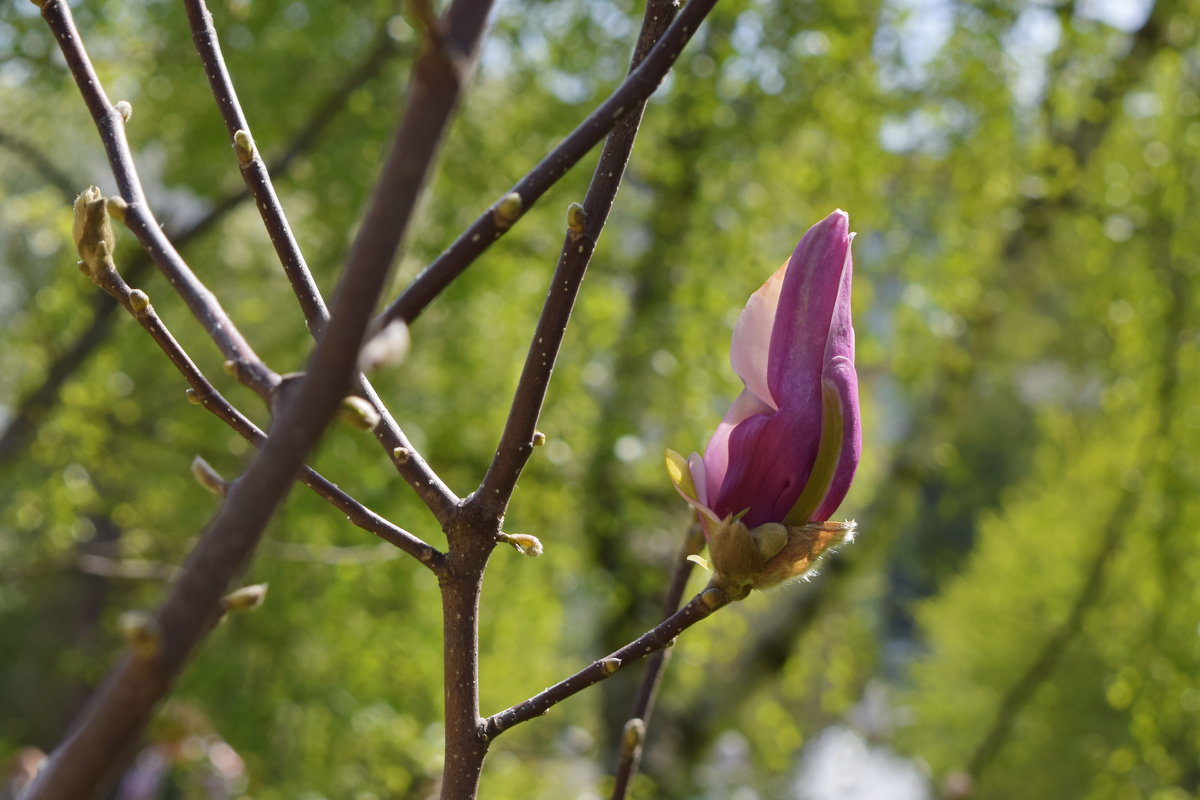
[2, 0, 1198, 797]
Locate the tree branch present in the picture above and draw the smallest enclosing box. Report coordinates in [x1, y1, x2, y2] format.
[21, 0, 489, 790]
[609, 524, 704, 800]
[371, 0, 719, 331]
[477, 0, 717, 516]
[182, 0, 459, 522]
[0, 29, 399, 467]
[483, 588, 729, 741]
[39, 0, 276, 398]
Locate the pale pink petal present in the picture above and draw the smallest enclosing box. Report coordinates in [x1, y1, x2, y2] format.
[729, 262, 786, 411]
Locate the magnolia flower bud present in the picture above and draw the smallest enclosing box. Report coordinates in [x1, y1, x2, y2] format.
[668, 211, 862, 599]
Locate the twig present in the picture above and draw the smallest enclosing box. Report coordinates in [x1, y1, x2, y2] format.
[0, 31, 399, 467]
[609, 523, 704, 800]
[182, 0, 328, 332]
[40, 0, 276, 399]
[372, 0, 719, 330]
[22, 0, 486, 789]
[477, 0, 716, 516]
[182, 0, 459, 522]
[483, 588, 729, 740]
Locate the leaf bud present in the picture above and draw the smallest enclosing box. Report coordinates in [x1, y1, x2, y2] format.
[500, 532, 543, 557]
[191, 455, 228, 496]
[106, 196, 129, 223]
[128, 289, 150, 314]
[118, 610, 160, 660]
[492, 192, 523, 230]
[339, 395, 381, 431]
[73, 186, 115, 278]
[622, 718, 646, 750]
[185, 388, 203, 405]
[233, 129, 256, 165]
[220, 583, 268, 613]
[532, 431, 546, 447]
[566, 202, 587, 239]
[359, 319, 410, 371]
[600, 657, 621, 675]
[114, 100, 132, 122]
[392, 446, 411, 463]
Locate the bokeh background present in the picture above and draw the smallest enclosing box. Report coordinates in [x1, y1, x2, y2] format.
[2, 0, 1198, 797]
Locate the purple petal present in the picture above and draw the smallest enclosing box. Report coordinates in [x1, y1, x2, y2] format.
[708, 400, 821, 526]
[701, 388, 774, 507]
[767, 210, 851, 409]
[812, 355, 861, 521]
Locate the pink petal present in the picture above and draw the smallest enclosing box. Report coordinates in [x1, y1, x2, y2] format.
[729, 261, 786, 411]
[701, 388, 774, 508]
[767, 210, 851, 409]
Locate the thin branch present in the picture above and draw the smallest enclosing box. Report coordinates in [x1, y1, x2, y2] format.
[182, 0, 328, 332]
[483, 588, 729, 740]
[21, 0, 487, 787]
[609, 523, 704, 800]
[40, 0, 280, 399]
[182, 0, 459, 521]
[0, 32, 398, 467]
[372, 0, 719, 331]
[477, 0, 717, 516]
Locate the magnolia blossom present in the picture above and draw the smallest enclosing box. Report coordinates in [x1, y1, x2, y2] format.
[668, 210, 860, 598]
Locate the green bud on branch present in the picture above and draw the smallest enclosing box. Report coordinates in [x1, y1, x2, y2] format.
[118, 610, 160, 660]
[73, 186, 116, 280]
[114, 100, 132, 122]
[499, 532, 543, 557]
[492, 192, 523, 230]
[566, 202, 587, 239]
[233, 129, 256, 165]
[220, 583, 268, 613]
[128, 289, 150, 314]
[191, 455, 228, 496]
[339, 396, 381, 431]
